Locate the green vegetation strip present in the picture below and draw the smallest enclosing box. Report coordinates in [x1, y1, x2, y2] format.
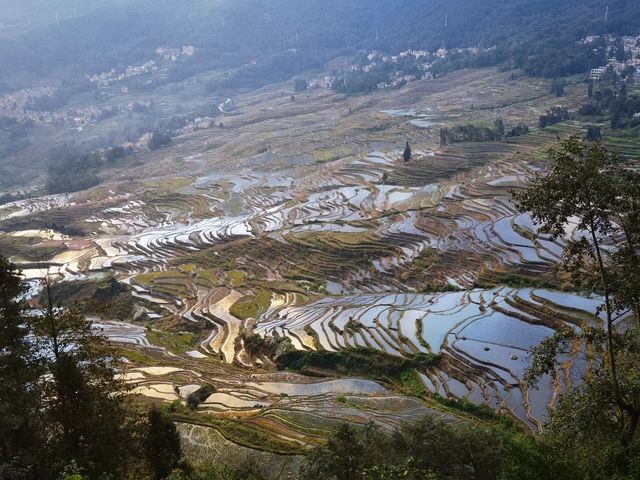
[229, 288, 272, 320]
[146, 330, 199, 354]
[171, 407, 307, 455]
[276, 347, 439, 395]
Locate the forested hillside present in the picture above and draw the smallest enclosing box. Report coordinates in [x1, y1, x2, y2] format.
[1, 0, 640, 86]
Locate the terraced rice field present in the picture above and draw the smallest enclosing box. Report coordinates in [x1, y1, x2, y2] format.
[0, 68, 614, 445]
[256, 287, 601, 429]
[117, 356, 459, 454]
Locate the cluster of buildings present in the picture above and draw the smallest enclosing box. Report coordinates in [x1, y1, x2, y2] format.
[0, 86, 129, 129]
[34, 105, 114, 130]
[88, 60, 159, 88]
[586, 34, 640, 83]
[307, 76, 333, 89]
[0, 86, 56, 120]
[366, 49, 430, 64]
[0, 87, 107, 129]
[0, 44, 200, 128]
[175, 116, 218, 135]
[88, 45, 196, 88]
[301, 45, 492, 92]
[156, 45, 196, 61]
[345, 45, 491, 90]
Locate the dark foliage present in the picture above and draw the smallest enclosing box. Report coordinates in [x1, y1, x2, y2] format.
[440, 122, 505, 146]
[403, 142, 412, 162]
[586, 125, 602, 141]
[46, 151, 101, 195]
[3, 0, 640, 87]
[506, 124, 530, 137]
[146, 406, 182, 480]
[277, 347, 438, 381]
[580, 82, 640, 130]
[550, 78, 566, 97]
[148, 131, 172, 151]
[186, 385, 215, 411]
[294, 78, 308, 92]
[0, 258, 44, 479]
[301, 418, 512, 480]
[539, 106, 571, 129]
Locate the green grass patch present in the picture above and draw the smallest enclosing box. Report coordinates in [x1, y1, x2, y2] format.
[335, 395, 367, 411]
[37, 276, 150, 321]
[413, 247, 438, 271]
[473, 271, 560, 290]
[194, 269, 219, 287]
[253, 280, 309, 296]
[227, 270, 246, 286]
[133, 270, 189, 287]
[277, 347, 439, 394]
[229, 288, 272, 320]
[431, 395, 516, 429]
[146, 330, 198, 354]
[117, 348, 160, 366]
[421, 283, 462, 293]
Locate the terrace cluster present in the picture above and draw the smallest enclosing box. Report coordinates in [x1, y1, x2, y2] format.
[0, 127, 607, 426]
[2, 65, 629, 439]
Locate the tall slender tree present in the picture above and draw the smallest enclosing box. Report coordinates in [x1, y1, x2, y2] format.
[0, 258, 44, 479]
[513, 136, 640, 477]
[146, 406, 182, 480]
[34, 281, 141, 479]
[403, 142, 412, 162]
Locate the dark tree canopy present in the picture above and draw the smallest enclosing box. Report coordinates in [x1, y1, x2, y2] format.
[513, 137, 640, 478]
[146, 406, 182, 480]
[403, 142, 412, 162]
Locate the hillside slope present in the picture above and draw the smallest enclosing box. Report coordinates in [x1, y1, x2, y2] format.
[1, 0, 639, 84]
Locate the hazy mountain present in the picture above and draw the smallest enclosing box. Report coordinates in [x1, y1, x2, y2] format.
[1, 0, 639, 87]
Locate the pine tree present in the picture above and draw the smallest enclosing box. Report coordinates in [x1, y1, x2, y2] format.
[440, 128, 449, 147]
[403, 142, 412, 162]
[0, 257, 44, 479]
[494, 119, 505, 139]
[146, 406, 182, 480]
[586, 125, 602, 142]
[34, 286, 139, 479]
[619, 83, 628, 100]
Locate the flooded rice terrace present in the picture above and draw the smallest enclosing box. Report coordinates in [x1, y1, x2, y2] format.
[0, 106, 617, 429]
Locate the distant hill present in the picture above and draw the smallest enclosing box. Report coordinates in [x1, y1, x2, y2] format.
[1, 0, 639, 86]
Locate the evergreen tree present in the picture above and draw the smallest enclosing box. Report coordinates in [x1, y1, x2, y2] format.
[550, 78, 566, 97]
[403, 142, 412, 162]
[619, 83, 628, 100]
[0, 258, 43, 479]
[34, 286, 140, 479]
[146, 406, 182, 480]
[301, 423, 374, 480]
[301, 417, 509, 480]
[294, 78, 308, 92]
[440, 128, 449, 147]
[586, 125, 602, 141]
[0, 259, 181, 479]
[494, 119, 505, 139]
[149, 131, 172, 150]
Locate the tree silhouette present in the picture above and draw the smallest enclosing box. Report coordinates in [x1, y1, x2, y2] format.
[146, 406, 182, 480]
[403, 142, 412, 162]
